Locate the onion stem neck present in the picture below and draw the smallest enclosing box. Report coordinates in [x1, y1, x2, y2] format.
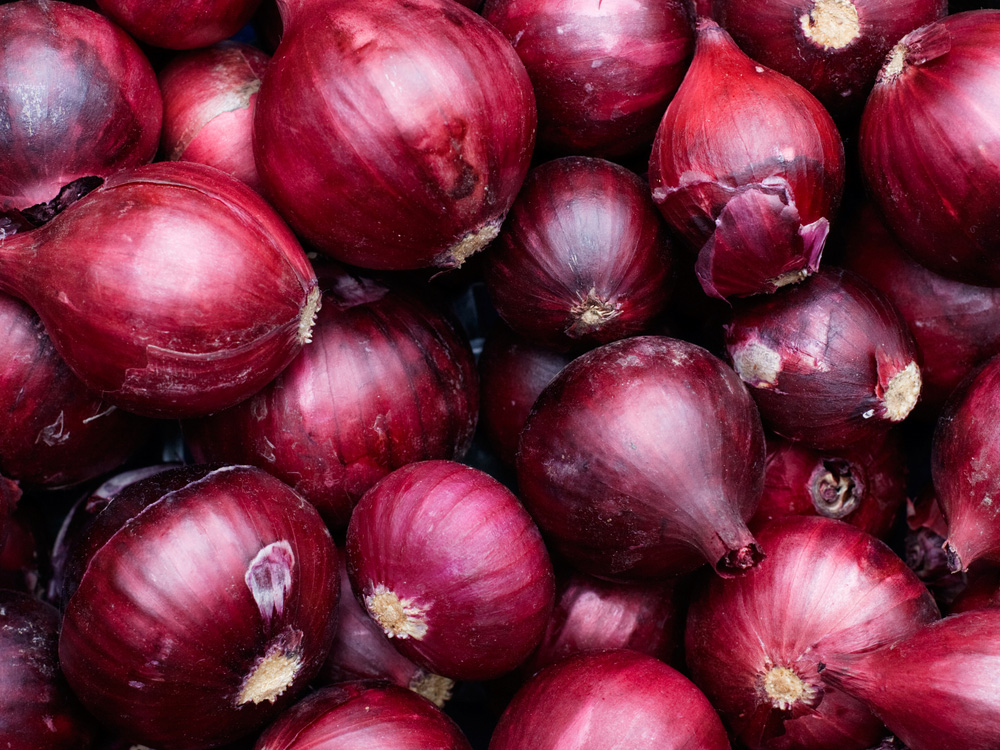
[883, 361, 921, 421]
[568, 288, 620, 337]
[810, 460, 860, 519]
[800, 0, 860, 50]
[761, 665, 821, 711]
[237, 629, 304, 706]
[365, 584, 429, 640]
[410, 672, 455, 708]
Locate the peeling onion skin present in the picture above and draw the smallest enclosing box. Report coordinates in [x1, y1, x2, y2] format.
[254, 0, 536, 271]
[481, 0, 694, 159]
[724, 268, 922, 451]
[648, 19, 845, 300]
[0, 0, 161, 214]
[0, 161, 320, 419]
[489, 650, 731, 750]
[860, 11, 1000, 287]
[517, 335, 766, 581]
[685, 517, 940, 750]
[58, 465, 340, 750]
[96, 0, 262, 50]
[346, 460, 555, 682]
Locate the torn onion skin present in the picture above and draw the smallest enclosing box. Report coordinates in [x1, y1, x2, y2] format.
[58, 465, 339, 750]
[685, 516, 940, 750]
[517, 335, 766, 581]
[648, 19, 845, 300]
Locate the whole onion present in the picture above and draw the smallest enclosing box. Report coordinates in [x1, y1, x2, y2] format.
[253, 0, 536, 270]
[517, 335, 766, 580]
[724, 268, 922, 450]
[489, 650, 731, 749]
[481, 0, 694, 158]
[649, 19, 845, 300]
[96, 0, 262, 49]
[860, 11, 1000, 286]
[58, 465, 340, 750]
[0, 161, 320, 419]
[686, 516, 940, 750]
[346, 460, 555, 682]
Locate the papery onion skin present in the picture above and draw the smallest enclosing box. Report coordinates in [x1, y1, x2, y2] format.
[859, 11, 1000, 286]
[517, 335, 766, 581]
[481, 0, 694, 158]
[0, 161, 320, 419]
[649, 19, 845, 300]
[724, 268, 922, 450]
[58, 464, 340, 750]
[346, 460, 555, 682]
[254, 0, 536, 271]
[489, 649, 731, 750]
[96, 0, 262, 50]
[686, 516, 940, 750]
[0, 0, 161, 214]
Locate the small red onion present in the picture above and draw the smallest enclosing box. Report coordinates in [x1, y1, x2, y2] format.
[346, 460, 555, 682]
[96, 0, 262, 49]
[489, 649, 731, 749]
[686, 516, 940, 750]
[517, 335, 766, 580]
[860, 11, 1000, 286]
[649, 19, 845, 299]
[253, 0, 536, 270]
[58, 464, 340, 750]
[724, 268, 922, 450]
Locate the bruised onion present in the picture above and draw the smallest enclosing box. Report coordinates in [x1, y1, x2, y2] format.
[58, 465, 340, 750]
[253, 0, 536, 270]
[97, 0, 262, 49]
[517, 335, 766, 580]
[0, 161, 319, 419]
[649, 19, 845, 300]
[685, 516, 939, 750]
[346, 460, 554, 682]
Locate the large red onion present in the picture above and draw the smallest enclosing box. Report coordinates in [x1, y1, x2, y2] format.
[649, 19, 845, 300]
[253, 0, 536, 270]
[96, 0, 262, 49]
[58, 465, 340, 750]
[0, 0, 161, 216]
[517, 335, 766, 580]
[489, 649, 731, 749]
[860, 11, 1000, 286]
[0, 161, 320, 419]
[686, 516, 940, 750]
[481, 0, 694, 158]
[346, 460, 555, 682]
[724, 268, 922, 450]
[184, 265, 478, 531]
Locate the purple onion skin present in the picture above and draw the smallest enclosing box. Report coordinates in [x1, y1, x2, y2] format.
[0, 591, 97, 749]
[481, 0, 694, 158]
[97, 0, 262, 49]
[346, 460, 555, 682]
[0, 0, 161, 214]
[725, 268, 922, 451]
[860, 11, 1000, 286]
[58, 465, 340, 750]
[255, 682, 472, 750]
[184, 266, 479, 531]
[490, 650, 731, 750]
[517, 335, 766, 581]
[254, 0, 536, 271]
[686, 516, 940, 750]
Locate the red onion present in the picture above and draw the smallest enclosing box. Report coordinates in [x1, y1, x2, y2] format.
[932, 352, 1000, 572]
[96, 0, 262, 49]
[0, 0, 161, 216]
[482, 156, 674, 350]
[346, 460, 555, 681]
[686, 516, 940, 750]
[158, 42, 270, 194]
[184, 265, 478, 531]
[714, 0, 946, 119]
[489, 649, 731, 749]
[256, 682, 472, 750]
[860, 11, 1000, 286]
[950, 567, 1000, 614]
[0, 161, 320, 419]
[58, 464, 340, 749]
[253, 0, 536, 271]
[822, 610, 1000, 750]
[724, 268, 922, 450]
[517, 335, 766, 580]
[649, 19, 845, 300]
[903, 488, 968, 609]
[481, 0, 694, 158]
